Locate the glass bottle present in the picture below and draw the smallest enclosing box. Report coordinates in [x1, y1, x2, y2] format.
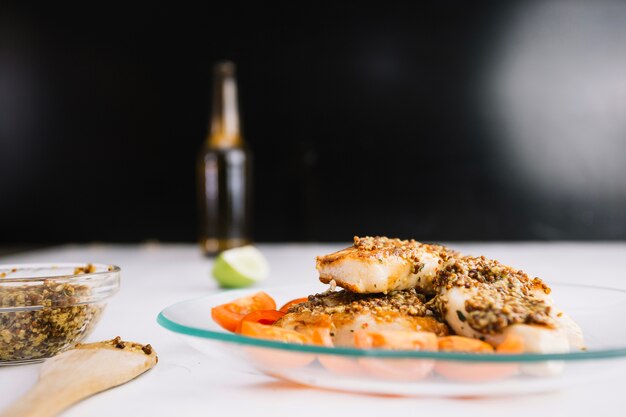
[197, 61, 252, 256]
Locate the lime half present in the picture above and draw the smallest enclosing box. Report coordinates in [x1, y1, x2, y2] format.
[212, 245, 270, 288]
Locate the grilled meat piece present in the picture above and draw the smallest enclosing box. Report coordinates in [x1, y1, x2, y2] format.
[429, 255, 584, 357]
[275, 288, 449, 347]
[316, 236, 457, 294]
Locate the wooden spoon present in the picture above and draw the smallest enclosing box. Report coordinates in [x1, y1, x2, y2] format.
[1, 337, 157, 417]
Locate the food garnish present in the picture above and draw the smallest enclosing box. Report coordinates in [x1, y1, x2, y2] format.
[211, 291, 275, 332]
[210, 236, 585, 380]
[0, 265, 103, 362]
[212, 246, 269, 288]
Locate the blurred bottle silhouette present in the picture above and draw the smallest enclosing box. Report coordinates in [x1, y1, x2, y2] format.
[198, 61, 252, 256]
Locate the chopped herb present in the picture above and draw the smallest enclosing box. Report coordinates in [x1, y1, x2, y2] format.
[456, 310, 466, 322]
[0, 279, 102, 362]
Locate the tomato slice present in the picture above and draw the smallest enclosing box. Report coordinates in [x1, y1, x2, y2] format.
[239, 321, 310, 344]
[437, 336, 494, 353]
[239, 321, 315, 369]
[314, 330, 366, 377]
[278, 297, 309, 313]
[211, 292, 276, 332]
[309, 327, 334, 347]
[235, 310, 285, 333]
[435, 335, 519, 382]
[354, 330, 438, 351]
[319, 355, 365, 377]
[496, 334, 525, 353]
[354, 330, 438, 381]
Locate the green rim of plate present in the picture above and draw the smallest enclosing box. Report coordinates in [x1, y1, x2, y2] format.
[157, 283, 626, 363]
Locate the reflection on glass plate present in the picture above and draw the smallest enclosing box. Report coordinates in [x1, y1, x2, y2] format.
[158, 283, 626, 396]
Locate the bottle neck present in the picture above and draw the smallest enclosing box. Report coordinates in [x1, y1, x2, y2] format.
[208, 62, 242, 148]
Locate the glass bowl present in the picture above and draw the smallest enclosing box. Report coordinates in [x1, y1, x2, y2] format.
[0, 263, 120, 365]
[158, 283, 626, 397]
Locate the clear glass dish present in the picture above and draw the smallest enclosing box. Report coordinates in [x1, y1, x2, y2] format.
[0, 263, 120, 365]
[158, 283, 626, 396]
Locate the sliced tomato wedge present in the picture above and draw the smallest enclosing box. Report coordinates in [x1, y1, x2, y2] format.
[239, 321, 316, 368]
[319, 355, 365, 377]
[278, 297, 309, 313]
[354, 330, 438, 351]
[354, 330, 438, 381]
[315, 330, 366, 377]
[239, 321, 309, 344]
[435, 335, 519, 382]
[211, 292, 276, 332]
[437, 336, 494, 353]
[309, 326, 334, 347]
[496, 334, 525, 353]
[235, 310, 285, 333]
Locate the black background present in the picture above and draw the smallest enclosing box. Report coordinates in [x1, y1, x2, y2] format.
[1, 1, 625, 244]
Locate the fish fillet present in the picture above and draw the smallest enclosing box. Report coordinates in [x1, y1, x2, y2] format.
[430, 255, 584, 358]
[315, 236, 584, 367]
[275, 289, 449, 347]
[316, 236, 456, 294]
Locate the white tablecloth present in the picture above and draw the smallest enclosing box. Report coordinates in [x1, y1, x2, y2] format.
[1, 243, 625, 417]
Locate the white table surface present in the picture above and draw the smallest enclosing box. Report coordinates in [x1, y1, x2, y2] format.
[1, 242, 626, 417]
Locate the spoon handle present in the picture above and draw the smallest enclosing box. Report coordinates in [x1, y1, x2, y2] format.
[1, 339, 157, 417]
[1, 379, 80, 417]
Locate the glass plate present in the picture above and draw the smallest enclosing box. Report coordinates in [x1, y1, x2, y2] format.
[157, 283, 626, 396]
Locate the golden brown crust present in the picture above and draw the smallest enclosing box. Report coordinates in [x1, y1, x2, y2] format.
[276, 289, 450, 337]
[316, 236, 557, 337]
[288, 288, 429, 316]
[316, 236, 457, 274]
[410, 316, 450, 335]
[430, 255, 554, 334]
